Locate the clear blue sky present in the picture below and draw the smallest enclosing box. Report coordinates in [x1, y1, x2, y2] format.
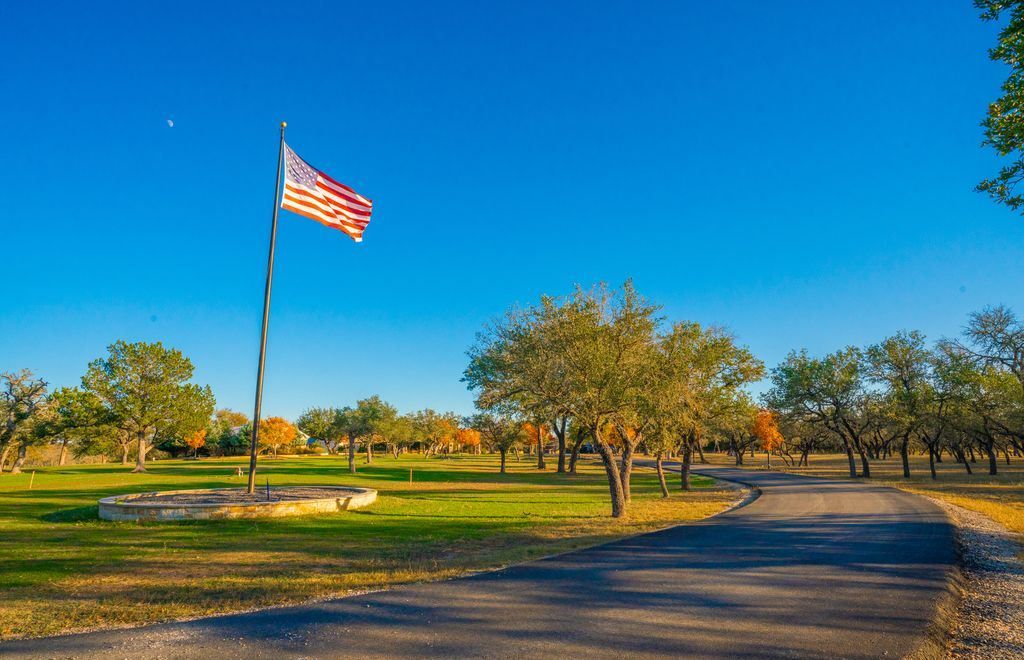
[2, 1, 1021, 419]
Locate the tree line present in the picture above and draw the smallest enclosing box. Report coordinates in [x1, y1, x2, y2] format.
[764, 306, 1024, 479]
[1, 341, 214, 473]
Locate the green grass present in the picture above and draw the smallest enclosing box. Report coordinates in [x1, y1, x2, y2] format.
[0, 453, 734, 640]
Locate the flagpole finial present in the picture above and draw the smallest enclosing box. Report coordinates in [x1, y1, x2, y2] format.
[280, 121, 287, 129]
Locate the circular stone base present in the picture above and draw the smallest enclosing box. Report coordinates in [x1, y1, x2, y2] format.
[98, 486, 377, 522]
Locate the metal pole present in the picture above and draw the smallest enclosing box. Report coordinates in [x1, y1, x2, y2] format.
[247, 121, 287, 494]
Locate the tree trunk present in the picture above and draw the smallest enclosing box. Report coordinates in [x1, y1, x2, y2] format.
[132, 430, 148, 473]
[680, 443, 692, 491]
[857, 446, 871, 478]
[843, 442, 857, 478]
[696, 441, 707, 464]
[536, 425, 546, 470]
[619, 441, 634, 502]
[594, 441, 626, 518]
[987, 446, 998, 476]
[900, 436, 911, 479]
[568, 434, 584, 474]
[0, 445, 11, 473]
[928, 446, 937, 480]
[499, 448, 507, 474]
[513, 447, 520, 462]
[348, 438, 357, 474]
[58, 438, 69, 466]
[655, 454, 669, 498]
[366, 440, 373, 464]
[554, 419, 567, 473]
[9, 442, 28, 474]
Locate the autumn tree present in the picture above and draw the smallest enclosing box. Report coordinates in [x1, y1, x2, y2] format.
[185, 429, 207, 458]
[456, 427, 482, 453]
[258, 417, 297, 458]
[751, 409, 784, 468]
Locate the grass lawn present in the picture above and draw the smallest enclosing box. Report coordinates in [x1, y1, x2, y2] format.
[712, 451, 1024, 537]
[0, 453, 735, 640]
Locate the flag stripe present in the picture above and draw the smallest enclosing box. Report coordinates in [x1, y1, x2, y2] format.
[316, 186, 372, 218]
[282, 204, 363, 241]
[282, 190, 366, 233]
[280, 143, 373, 242]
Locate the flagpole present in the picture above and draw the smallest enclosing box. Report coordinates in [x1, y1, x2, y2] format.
[247, 121, 287, 494]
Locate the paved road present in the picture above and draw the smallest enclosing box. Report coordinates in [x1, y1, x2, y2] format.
[2, 466, 956, 659]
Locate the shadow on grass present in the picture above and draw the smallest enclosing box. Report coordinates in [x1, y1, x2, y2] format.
[41, 505, 99, 523]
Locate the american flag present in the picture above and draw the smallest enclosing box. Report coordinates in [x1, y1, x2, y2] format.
[280, 144, 373, 242]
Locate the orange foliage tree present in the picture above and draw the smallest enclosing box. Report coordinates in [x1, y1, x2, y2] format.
[751, 409, 784, 467]
[456, 427, 482, 453]
[184, 429, 207, 458]
[259, 417, 298, 458]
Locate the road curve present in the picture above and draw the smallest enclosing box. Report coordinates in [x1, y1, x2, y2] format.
[1, 466, 956, 659]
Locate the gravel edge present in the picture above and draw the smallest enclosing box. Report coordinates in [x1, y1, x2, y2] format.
[922, 497, 1024, 659]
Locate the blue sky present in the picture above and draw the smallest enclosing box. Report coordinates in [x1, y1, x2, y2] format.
[2, 1, 1022, 419]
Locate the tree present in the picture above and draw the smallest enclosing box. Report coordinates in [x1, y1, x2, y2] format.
[0, 370, 49, 473]
[544, 282, 659, 517]
[713, 395, 759, 466]
[522, 422, 549, 469]
[649, 321, 763, 490]
[464, 295, 575, 473]
[865, 331, 932, 478]
[208, 409, 250, 456]
[471, 413, 522, 473]
[258, 417, 297, 457]
[975, 1, 1024, 212]
[297, 407, 343, 454]
[45, 387, 109, 466]
[751, 409, 784, 468]
[456, 427, 481, 453]
[765, 348, 872, 478]
[82, 341, 215, 472]
[338, 397, 398, 470]
[185, 429, 207, 457]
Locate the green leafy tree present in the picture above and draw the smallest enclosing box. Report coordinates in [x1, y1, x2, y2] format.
[297, 407, 341, 454]
[764, 348, 872, 478]
[82, 341, 215, 472]
[865, 331, 932, 478]
[976, 1, 1024, 211]
[208, 409, 250, 456]
[45, 387, 109, 466]
[470, 412, 523, 473]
